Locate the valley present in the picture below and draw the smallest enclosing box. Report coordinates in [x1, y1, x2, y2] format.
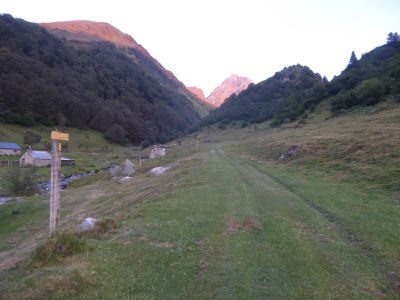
[0, 101, 399, 299]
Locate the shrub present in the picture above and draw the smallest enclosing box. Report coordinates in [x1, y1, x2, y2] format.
[23, 130, 41, 146]
[31, 232, 86, 266]
[5, 166, 37, 195]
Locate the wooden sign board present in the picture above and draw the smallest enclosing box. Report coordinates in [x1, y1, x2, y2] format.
[51, 131, 69, 141]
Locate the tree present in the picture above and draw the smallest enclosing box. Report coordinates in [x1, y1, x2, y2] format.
[387, 32, 400, 44]
[348, 51, 358, 67]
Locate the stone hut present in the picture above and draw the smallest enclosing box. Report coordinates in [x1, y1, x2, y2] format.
[0, 142, 21, 156]
[149, 145, 166, 159]
[19, 148, 75, 167]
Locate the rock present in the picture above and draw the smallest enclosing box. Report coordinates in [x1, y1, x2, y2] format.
[109, 165, 122, 177]
[121, 159, 135, 176]
[118, 176, 133, 184]
[79, 217, 97, 232]
[149, 145, 166, 159]
[0, 197, 12, 205]
[279, 144, 304, 161]
[150, 166, 169, 176]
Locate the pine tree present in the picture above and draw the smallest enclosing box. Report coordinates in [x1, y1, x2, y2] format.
[348, 51, 358, 67]
[387, 32, 400, 44]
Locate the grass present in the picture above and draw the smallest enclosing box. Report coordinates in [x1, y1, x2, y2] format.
[0, 101, 399, 298]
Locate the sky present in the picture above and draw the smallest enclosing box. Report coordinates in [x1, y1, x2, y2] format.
[1, 0, 399, 96]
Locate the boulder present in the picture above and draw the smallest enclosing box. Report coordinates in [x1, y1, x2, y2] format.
[79, 217, 97, 232]
[149, 146, 166, 159]
[150, 166, 169, 176]
[121, 159, 135, 176]
[109, 165, 122, 177]
[118, 176, 133, 184]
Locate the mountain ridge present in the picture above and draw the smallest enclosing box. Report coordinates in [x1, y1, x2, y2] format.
[206, 74, 252, 107]
[0, 14, 204, 144]
[40, 20, 211, 116]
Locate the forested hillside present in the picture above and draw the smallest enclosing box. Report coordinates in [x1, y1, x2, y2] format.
[204, 38, 400, 127]
[0, 14, 202, 145]
[204, 65, 327, 126]
[329, 39, 400, 110]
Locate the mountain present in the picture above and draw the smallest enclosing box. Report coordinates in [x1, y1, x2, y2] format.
[206, 75, 253, 107]
[40, 21, 211, 117]
[204, 40, 400, 128]
[187, 87, 206, 101]
[0, 14, 204, 145]
[204, 65, 326, 126]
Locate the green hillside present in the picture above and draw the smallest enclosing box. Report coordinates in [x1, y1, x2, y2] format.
[204, 40, 400, 127]
[0, 99, 399, 299]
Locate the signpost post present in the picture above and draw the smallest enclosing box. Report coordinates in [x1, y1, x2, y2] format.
[49, 131, 69, 235]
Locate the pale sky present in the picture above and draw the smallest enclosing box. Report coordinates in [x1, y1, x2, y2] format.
[1, 0, 399, 95]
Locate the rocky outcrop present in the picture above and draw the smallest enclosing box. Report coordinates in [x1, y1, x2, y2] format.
[188, 87, 206, 102]
[206, 75, 253, 107]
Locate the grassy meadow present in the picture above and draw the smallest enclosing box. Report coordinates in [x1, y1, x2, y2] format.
[0, 101, 399, 299]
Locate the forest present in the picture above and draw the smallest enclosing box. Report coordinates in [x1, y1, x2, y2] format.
[204, 36, 400, 127]
[0, 14, 201, 145]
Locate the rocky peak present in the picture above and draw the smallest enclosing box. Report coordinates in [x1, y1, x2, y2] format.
[206, 75, 253, 107]
[187, 87, 206, 101]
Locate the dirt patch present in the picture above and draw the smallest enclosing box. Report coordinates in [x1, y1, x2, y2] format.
[137, 236, 174, 249]
[149, 241, 174, 249]
[225, 218, 242, 234]
[0, 232, 46, 272]
[243, 217, 263, 231]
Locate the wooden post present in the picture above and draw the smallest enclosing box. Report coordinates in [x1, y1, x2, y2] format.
[49, 139, 61, 235]
[49, 131, 69, 235]
[196, 136, 199, 153]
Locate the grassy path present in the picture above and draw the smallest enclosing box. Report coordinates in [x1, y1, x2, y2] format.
[1, 146, 399, 299]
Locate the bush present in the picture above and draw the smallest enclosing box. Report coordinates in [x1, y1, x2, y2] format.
[31, 232, 86, 266]
[332, 79, 387, 110]
[23, 130, 41, 146]
[5, 166, 37, 195]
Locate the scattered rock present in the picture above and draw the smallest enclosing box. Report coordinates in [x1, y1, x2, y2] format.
[121, 159, 135, 176]
[243, 217, 263, 231]
[79, 217, 97, 232]
[149, 145, 166, 159]
[279, 144, 304, 161]
[109, 165, 123, 177]
[150, 166, 170, 176]
[118, 176, 133, 184]
[0, 197, 14, 205]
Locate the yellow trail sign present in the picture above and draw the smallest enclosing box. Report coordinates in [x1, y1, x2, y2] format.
[51, 131, 69, 141]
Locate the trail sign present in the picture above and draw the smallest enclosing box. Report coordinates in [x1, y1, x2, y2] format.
[49, 131, 68, 235]
[51, 131, 69, 141]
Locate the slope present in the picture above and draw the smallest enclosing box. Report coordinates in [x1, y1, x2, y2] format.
[0, 99, 399, 299]
[41, 20, 212, 117]
[0, 14, 203, 144]
[205, 65, 326, 126]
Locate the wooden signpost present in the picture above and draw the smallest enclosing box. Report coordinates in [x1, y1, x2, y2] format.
[49, 131, 69, 235]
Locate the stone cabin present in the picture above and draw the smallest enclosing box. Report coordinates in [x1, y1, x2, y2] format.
[149, 145, 166, 159]
[0, 142, 22, 156]
[19, 148, 75, 167]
